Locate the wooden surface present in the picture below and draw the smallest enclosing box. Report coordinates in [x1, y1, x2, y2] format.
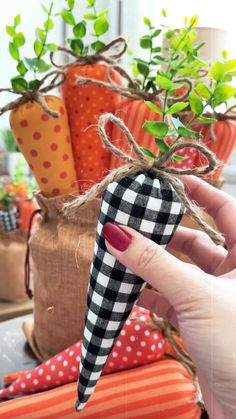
[0, 299, 34, 322]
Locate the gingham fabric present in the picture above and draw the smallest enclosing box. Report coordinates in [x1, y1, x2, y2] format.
[0, 206, 18, 231]
[76, 172, 185, 412]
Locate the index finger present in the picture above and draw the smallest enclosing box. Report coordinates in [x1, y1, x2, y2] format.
[181, 175, 236, 247]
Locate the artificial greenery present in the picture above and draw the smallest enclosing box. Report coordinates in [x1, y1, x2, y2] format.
[131, 14, 236, 161]
[6, 2, 57, 92]
[59, 0, 110, 54]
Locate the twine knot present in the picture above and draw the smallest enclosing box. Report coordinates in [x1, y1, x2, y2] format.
[0, 70, 66, 117]
[50, 37, 127, 69]
[64, 113, 224, 246]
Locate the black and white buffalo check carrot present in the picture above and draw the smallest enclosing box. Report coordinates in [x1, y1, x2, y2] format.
[76, 172, 184, 412]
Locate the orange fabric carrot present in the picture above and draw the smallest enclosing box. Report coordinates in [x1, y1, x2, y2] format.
[0, 361, 200, 419]
[61, 64, 121, 193]
[9, 95, 78, 197]
[109, 98, 161, 170]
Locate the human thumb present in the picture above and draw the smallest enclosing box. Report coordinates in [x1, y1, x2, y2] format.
[102, 222, 208, 311]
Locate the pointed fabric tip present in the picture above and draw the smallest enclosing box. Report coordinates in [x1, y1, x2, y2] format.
[77, 173, 185, 412]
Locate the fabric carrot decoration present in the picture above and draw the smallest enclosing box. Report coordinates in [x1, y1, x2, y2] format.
[64, 113, 222, 412]
[0, 306, 165, 399]
[9, 95, 78, 198]
[59, 40, 125, 193]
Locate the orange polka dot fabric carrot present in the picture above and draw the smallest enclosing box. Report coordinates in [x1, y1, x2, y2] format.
[61, 64, 121, 193]
[10, 95, 78, 197]
[109, 99, 161, 170]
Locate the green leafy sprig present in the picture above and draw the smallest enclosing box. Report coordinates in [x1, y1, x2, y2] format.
[60, 0, 109, 54]
[6, 2, 56, 92]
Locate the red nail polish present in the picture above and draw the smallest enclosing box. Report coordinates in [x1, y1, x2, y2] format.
[102, 222, 132, 251]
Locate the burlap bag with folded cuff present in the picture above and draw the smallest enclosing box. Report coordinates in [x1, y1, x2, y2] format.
[0, 230, 29, 302]
[23, 192, 100, 361]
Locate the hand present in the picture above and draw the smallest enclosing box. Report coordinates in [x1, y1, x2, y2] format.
[102, 176, 236, 419]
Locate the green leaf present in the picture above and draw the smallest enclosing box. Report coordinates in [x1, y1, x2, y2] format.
[155, 138, 170, 154]
[144, 101, 163, 115]
[94, 17, 109, 36]
[213, 84, 236, 104]
[29, 79, 41, 90]
[171, 116, 185, 131]
[68, 0, 75, 10]
[23, 57, 35, 71]
[91, 40, 106, 52]
[87, 0, 96, 5]
[137, 62, 149, 77]
[34, 40, 43, 56]
[151, 29, 161, 38]
[209, 61, 226, 81]
[143, 121, 169, 137]
[70, 38, 84, 54]
[17, 60, 27, 76]
[144, 17, 151, 27]
[222, 49, 228, 60]
[165, 29, 174, 39]
[45, 43, 57, 52]
[152, 47, 161, 53]
[44, 18, 54, 30]
[73, 21, 86, 38]
[36, 28, 45, 43]
[13, 32, 25, 47]
[161, 9, 167, 17]
[198, 116, 217, 124]
[33, 58, 51, 73]
[41, 3, 49, 13]
[166, 102, 189, 115]
[156, 75, 177, 90]
[61, 10, 75, 25]
[189, 15, 198, 26]
[97, 9, 109, 17]
[139, 147, 156, 159]
[195, 83, 211, 100]
[178, 126, 201, 139]
[172, 154, 188, 162]
[189, 91, 203, 116]
[225, 59, 236, 71]
[83, 13, 96, 20]
[11, 76, 28, 91]
[6, 25, 15, 36]
[14, 14, 21, 27]
[9, 42, 19, 61]
[140, 35, 152, 49]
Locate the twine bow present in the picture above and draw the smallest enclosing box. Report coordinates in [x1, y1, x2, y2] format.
[64, 113, 224, 245]
[50, 37, 130, 76]
[0, 70, 66, 118]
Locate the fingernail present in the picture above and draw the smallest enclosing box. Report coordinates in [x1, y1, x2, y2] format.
[102, 222, 132, 251]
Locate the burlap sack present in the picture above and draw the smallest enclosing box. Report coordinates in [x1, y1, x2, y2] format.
[0, 229, 28, 301]
[27, 192, 100, 361]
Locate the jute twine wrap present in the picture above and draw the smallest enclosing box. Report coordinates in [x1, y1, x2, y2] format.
[64, 113, 224, 246]
[131, 312, 204, 409]
[0, 70, 66, 118]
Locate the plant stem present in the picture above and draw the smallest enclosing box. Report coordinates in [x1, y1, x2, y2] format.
[37, 2, 54, 61]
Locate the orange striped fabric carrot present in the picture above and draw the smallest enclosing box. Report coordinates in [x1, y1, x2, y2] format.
[109, 98, 161, 170]
[0, 360, 201, 419]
